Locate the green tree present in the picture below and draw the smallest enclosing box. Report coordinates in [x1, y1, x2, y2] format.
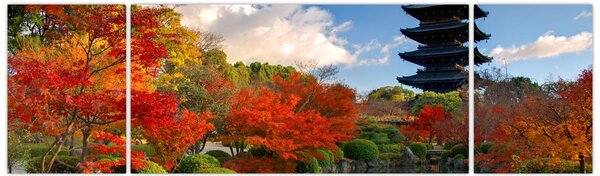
[368, 86, 415, 102]
[411, 91, 462, 115]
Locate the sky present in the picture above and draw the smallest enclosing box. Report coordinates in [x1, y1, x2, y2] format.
[477, 5, 593, 84]
[172, 4, 592, 95]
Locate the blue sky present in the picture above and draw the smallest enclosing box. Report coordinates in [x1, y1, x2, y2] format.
[320, 4, 593, 94]
[175, 5, 592, 95]
[315, 5, 420, 95]
[476, 5, 593, 85]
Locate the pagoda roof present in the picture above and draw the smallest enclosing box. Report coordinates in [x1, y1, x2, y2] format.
[398, 46, 492, 66]
[397, 69, 467, 93]
[401, 21, 490, 44]
[474, 48, 493, 65]
[402, 5, 488, 20]
[475, 5, 489, 19]
[402, 5, 468, 21]
[400, 45, 467, 62]
[475, 23, 491, 41]
[397, 69, 466, 84]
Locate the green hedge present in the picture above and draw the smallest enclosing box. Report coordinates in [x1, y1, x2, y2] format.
[378, 144, 404, 153]
[29, 146, 69, 158]
[136, 160, 167, 173]
[334, 148, 344, 160]
[178, 154, 220, 173]
[26, 155, 81, 173]
[478, 142, 493, 154]
[132, 144, 156, 157]
[205, 150, 231, 158]
[316, 149, 334, 168]
[379, 152, 403, 160]
[450, 144, 468, 158]
[357, 125, 406, 145]
[407, 142, 427, 158]
[440, 150, 452, 162]
[343, 139, 379, 160]
[517, 158, 592, 173]
[198, 167, 237, 173]
[296, 157, 321, 173]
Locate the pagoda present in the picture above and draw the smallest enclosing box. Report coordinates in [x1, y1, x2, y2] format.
[397, 5, 492, 93]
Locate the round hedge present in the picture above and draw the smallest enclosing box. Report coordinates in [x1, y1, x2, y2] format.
[205, 150, 231, 158]
[178, 154, 221, 173]
[343, 139, 379, 160]
[198, 167, 237, 173]
[334, 148, 344, 160]
[453, 154, 465, 161]
[26, 155, 81, 173]
[296, 157, 322, 173]
[440, 150, 452, 162]
[316, 149, 334, 168]
[137, 160, 167, 173]
[479, 142, 493, 154]
[407, 142, 427, 158]
[379, 152, 403, 160]
[378, 144, 404, 153]
[450, 144, 468, 157]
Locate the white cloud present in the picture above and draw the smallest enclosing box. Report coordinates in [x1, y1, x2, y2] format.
[174, 5, 405, 67]
[490, 31, 592, 64]
[573, 10, 592, 21]
[381, 35, 407, 53]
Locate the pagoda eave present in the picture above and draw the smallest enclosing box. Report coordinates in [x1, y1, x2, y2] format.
[475, 5, 489, 19]
[401, 5, 469, 21]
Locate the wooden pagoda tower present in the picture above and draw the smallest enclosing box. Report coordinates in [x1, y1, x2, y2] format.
[397, 5, 492, 93]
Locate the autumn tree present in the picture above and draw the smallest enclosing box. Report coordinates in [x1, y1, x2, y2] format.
[476, 68, 592, 173]
[131, 6, 218, 172]
[8, 5, 126, 173]
[408, 104, 452, 145]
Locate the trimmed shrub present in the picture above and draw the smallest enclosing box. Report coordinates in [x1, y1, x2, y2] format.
[379, 153, 403, 160]
[343, 139, 379, 160]
[334, 148, 344, 160]
[453, 154, 465, 161]
[136, 160, 167, 173]
[479, 142, 493, 154]
[407, 142, 427, 158]
[29, 146, 69, 158]
[450, 144, 468, 158]
[132, 144, 156, 157]
[378, 144, 404, 153]
[517, 158, 592, 173]
[178, 154, 220, 173]
[440, 150, 452, 162]
[198, 167, 237, 173]
[357, 125, 406, 144]
[26, 155, 81, 173]
[296, 157, 321, 173]
[205, 150, 231, 158]
[370, 133, 392, 144]
[316, 149, 334, 168]
[443, 143, 456, 150]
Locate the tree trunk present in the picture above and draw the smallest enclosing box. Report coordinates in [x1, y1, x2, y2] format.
[199, 137, 207, 153]
[579, 152, 585, 173]
[69, 135, 74, 155]
[81, 129, 91, 162]
[229, 146, 235, 157]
